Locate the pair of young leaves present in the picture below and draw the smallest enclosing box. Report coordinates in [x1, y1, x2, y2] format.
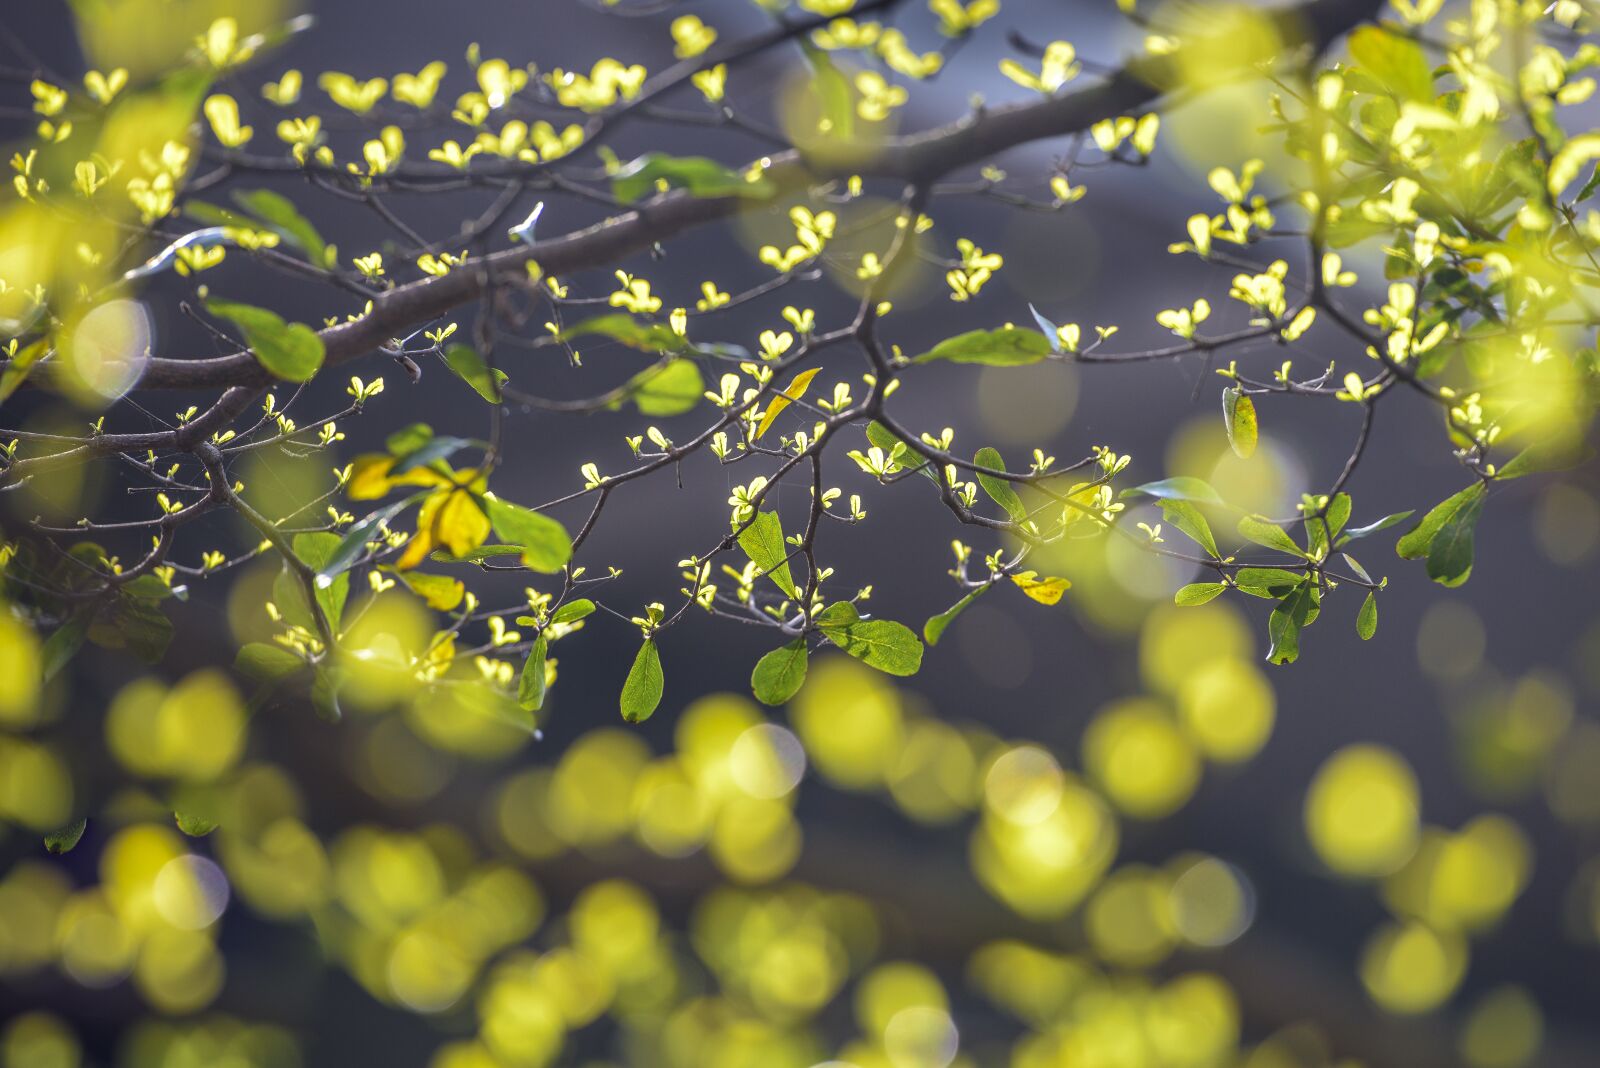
[738, 508, 923, 710]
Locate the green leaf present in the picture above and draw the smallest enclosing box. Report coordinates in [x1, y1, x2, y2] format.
[319, 491, 430, 583]
[737, 511, 798, 599]
[206, 298, 325, 381]
[1222, 387, 1258, 459]
[1123, 477, 1224, 505]
[89, 597, 173, 664]
[1175, 582, 1227, 606]
[482, 496, 573, 574]
[1496, 440, 1590, 479]
[1232, 567, 1307, 598]
[562, 313, 689, 353]
[911, 327, 1053, 366]
[551, 599, 595, 625]
[1357, 592, 1378, 640]
[0, 338, 50, 402]
[390, 435, 476, 476]
[429, 545, 525, 564]
[612, 152, 775, 203]
[924, 586, 987, 646]
[1325, 493, 1353, 538]
[43, 818, 87, 855]
[278, 532, 347, 633]
[1348, 24, 1434, 102]
[311, 666, 344, 722]
[974, 447, 1027, 523]
[443, 343, 508, 403]
[518, 633, 548, 712]
[234, 642, 306, 683]
[386, 423, 435, 457]
[1424, 486, 1484, 587]
[751, 638, 809, 706]
[867, 421, 935, 482]
[174, 810, 219, 837]
[623, 359, 703, 416]
[231, 188, 330, 266]
[1396, 484, 1485, 559]
[815, 602, 923, 676]
[1238, 515, 1310, 558]
[800, 42, 855, 139]
[1336, 510, 1414, 545]
[41, 612, 90, 682]
[1341, 552, 1375, 584]
[621, 639, 664, 723]
[1159, 500, 1218, 558]
[1267, 579, 1317, 665]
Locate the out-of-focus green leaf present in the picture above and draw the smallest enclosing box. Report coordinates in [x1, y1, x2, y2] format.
[234, 642, 306, 683]
[232, 188, 331, 265]
[207, 298, 324, 381]
[623, 359, 703, 416]
[482, 496, 573, 574]
[443, 343, 508, 403]
[613, 152, 775, 203]
[1123, 477, 1224, 505]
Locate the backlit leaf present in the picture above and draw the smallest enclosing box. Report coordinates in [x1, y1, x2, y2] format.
[911, 327, 1053, 366]
[737, 511, 798, 599]
[755, 367, 822, 440]
[620, 639, 664, 723]
[751, 638, 808, 706]
[206, 298, 325, 381]
[483, 496, 573, 573]
[1222, 386, 1258, 459]
[974, 447, 1028, 523]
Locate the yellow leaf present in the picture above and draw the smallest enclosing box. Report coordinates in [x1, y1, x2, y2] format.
[754, 367, 822, 440]
[397, 489, 489, 570]
[1010, 570, 1071, 605]
[348, 455, 398, 500]
[346, 454, 452, 501]
[433, 489, 491, 558]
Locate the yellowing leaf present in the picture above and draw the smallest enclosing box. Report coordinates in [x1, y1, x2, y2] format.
[1222, 386, 1258, 459]
[1010, 570, 1071, 604]
[754, 367, 822, 440]
[399, 489, 489, 570]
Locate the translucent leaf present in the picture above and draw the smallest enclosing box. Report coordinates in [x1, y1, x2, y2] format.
[206, 298, 325, 381]
[911, 327, 1053, 366]
[1222, 386, 1258, 459]
[974, 447, 1027, 523]
[751, 638, 808, 706]
[737, 511, 798, 599]
[613, 152, 776, 203]
[621, 639, 664, 723]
